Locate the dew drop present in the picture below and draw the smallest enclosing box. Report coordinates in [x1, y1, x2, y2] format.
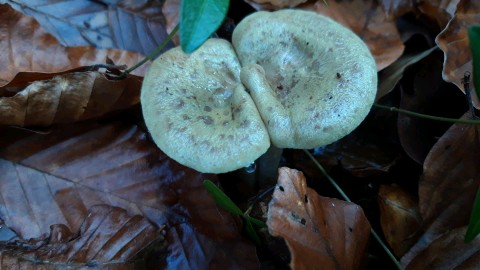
[244, 162, 256, 173]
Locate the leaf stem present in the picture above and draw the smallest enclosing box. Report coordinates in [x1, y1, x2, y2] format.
[373, 103, 480, 124]
[123, 24, 179, 75]
[303, 149, 404, 270]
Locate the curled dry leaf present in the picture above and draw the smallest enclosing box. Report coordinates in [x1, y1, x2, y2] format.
[436, 0, 480, 108]
[0, 122, 259, 269]
[1, 205, 162, 269]
[302, 0, 404, 71]
[0, 70, 142, 127]
[378, 185, 422, 257]
[406, 227, 480, 270]
[3, 0, 172, 56]
[0, 3, 148, 83]
[267, 167, 371, 270]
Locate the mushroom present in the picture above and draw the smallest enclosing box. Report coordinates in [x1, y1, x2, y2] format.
[233, 10, 377, 149]
[141, 9, 377, 174]
[141, 39, 271, 173]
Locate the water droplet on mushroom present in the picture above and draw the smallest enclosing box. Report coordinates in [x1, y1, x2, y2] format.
[244, 162, 256, 173]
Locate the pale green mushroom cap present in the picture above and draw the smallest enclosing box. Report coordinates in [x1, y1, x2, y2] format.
[233, 10, 378, 149]
[141, 39, 270, 173]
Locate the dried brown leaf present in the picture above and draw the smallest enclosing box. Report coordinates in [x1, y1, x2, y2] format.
[3, 0, 173, 56]
[406, 227, 480, 270]
[1, 205, 162, 269]
[0, 4, 148, 83]
[378, 185, 422, 257]
[401, 113, 480, 266]
[435, 0, 480, 108]
[419, 112, 480, 225]
[0, 122, 259, 269]
[267, 167, 371, 270]
[378, 0, 414, 18]
[302, 0, 404, 71]
[162, 0, 180, 45]
[417, 0, 460, 29]
[0, 70, 142, 127]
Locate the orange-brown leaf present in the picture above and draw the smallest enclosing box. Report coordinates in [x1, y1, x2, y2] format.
[0, 122, 259, 269]
[267, 167, 371, 270]
[244, 0, 307, 9]
[435, 0, 480, 108]
[378, 185, 422, 257]
[1, 205, 162, 269]
[0, 4, 148, 83]
[0, 70, 142, 127]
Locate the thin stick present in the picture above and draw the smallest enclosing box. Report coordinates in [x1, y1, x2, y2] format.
[373, 103, 480, 124]
[303, 149, 404, 270]
[124, 24, 179, 75]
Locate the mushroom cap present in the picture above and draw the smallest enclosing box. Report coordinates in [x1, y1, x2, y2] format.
[141, 38, 270, 173]
[232, 10, 378, 149]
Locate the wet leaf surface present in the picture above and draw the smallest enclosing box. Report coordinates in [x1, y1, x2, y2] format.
[0, 122, 259, 269]
[0, 4, 148, 83]
[0, 205, 162, 269]
[406, 227, 480, 270]
[378, 185, 422, 257]
[0, 69, 142, 127]
[267, 167, 371, 270]
[2, 0, 173, 56]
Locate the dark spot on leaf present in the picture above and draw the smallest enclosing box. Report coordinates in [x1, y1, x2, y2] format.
[279, 185, 284, 192]
[304, 195, 308, 203]
[300, 218, 306, 225]
[349, 227, 353, 232]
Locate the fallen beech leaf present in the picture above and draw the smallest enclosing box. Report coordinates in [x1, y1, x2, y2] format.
[0, 122, 259, 269]
[406, 227, 480, 270]
[0, 205, 162, 268]
[436, 0, 480, 108]
[397, 54, 466, 164]
[378, 0, 414, 18]
[0, 4, 148, 83]
[378, 185, 422, 257]
[417, 0, 459, 29]
[267, 167, 371, 270]
[0, 70, 142, 127]
[162, 0, 181, 45]
[303, 0, 404, 71]
[3, 0, 172, 56]
[377, 47, 437, 101]
[419, 112, 480, 226]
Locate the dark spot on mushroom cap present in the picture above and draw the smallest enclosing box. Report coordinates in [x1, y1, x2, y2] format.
[240, 120, 250, 128]
[323, 127, 331, 132]
[204, 106, 212, 112]
[198, 116, 214, 125]
[228, 135, 234, 140]
[219, 134, 225, 139]
[174, 99, 185, 109]
[182, 114, 190, 120]
[223, 120, 229, 126]
[336, 73, 341, 79]
[300, 218, 306, 225]
[314, 125, 320, 130]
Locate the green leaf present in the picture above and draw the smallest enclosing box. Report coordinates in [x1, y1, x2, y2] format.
[180, 0, 229, 53]
[203, 180, 243, 216]
[244, 219, 262, 246]
[468, 25, 480, 99]
[244, 215, 267, 228]
[465, 187, 480, 242]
